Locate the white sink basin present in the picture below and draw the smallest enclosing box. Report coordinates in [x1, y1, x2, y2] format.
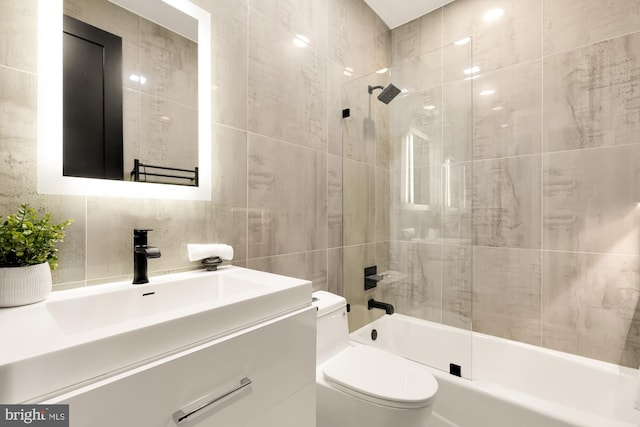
[0, 266, 311, 403]
[46, 272, 264, 333]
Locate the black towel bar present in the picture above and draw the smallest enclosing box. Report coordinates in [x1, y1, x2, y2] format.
[130, 159, 199, 186]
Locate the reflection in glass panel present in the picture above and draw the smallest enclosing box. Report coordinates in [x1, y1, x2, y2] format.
[63, 0, 198, 185]
[341, 39, 473, 376]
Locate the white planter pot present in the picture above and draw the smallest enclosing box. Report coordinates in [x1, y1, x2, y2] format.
[0, 263, 52, 307]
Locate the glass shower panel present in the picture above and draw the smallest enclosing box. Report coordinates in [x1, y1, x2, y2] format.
[386, 48, 446, 322]
[342, 40, 473, 378]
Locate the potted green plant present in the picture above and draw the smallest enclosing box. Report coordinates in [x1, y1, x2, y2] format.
[0, 204, 72, 307]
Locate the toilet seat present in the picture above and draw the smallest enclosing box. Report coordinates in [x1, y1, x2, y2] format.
[322, 345, 438, 409]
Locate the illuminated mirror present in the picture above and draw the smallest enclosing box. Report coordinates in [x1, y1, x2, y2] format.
[37, 0, 211, 200]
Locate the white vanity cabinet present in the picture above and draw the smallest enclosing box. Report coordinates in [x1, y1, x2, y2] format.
[45, 307, 316, 427]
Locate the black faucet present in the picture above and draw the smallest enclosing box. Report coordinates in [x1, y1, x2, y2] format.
[133, 229, 161, 284]
[368, 298, 394, 315]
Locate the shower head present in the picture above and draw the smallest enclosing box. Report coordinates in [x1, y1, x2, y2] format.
[368, 83, 401, 104]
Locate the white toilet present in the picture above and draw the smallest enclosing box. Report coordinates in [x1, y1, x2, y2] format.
[313, 291, 438, 427]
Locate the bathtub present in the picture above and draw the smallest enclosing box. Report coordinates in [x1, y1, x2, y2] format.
[350, 313, 640, 427]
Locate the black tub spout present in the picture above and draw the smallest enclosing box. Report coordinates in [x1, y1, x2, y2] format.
[368, 299, 394, 315]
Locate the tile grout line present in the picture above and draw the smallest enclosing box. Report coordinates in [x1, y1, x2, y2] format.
[539, 0, 545, 348]
[245, 0, 250, 265]
[439, 28, 445, 325]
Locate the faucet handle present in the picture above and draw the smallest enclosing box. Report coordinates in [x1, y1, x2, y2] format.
[145, 247, 161, 258]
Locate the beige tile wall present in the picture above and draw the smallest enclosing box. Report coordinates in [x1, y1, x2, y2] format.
[5, 0, 637, 369]
[0, 0, 389, 293]
[385, 0, 640, 367]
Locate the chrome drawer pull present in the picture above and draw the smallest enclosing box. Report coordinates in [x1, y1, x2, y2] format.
[173, 377, 252, 424]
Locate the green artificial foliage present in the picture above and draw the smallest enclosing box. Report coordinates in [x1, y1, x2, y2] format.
[0, 204, 73, 270]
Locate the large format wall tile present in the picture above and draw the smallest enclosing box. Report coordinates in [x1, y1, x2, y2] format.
[86, 198, 213, 282]
[209, 0, 248, 130]
[542, 251, 640, 368]
[441, 30, 473, 84]
[0, 50, 88, 287]
[0, 67, 37, 199]
[248, 134, 327, 258]
[543, 0, 640, 56]
[249, 0, 328, 56]
[543, 145, 640, 255]
[328, 154, 343, 248]
[543, 32, 640, 152]
[248, 9, 327, 151]
[375, 166, 390, 242]
[473, 60, 542, 160]
[343, 243, 377, 307]
[442, 244, 472, 329]
[342, 75, 381, 164]
[391, 8, 443, 64]
[391, 50, 443, 103]
[443, 78, 472, 164]
[247, 249, 327, 291]
[0, 66, 36, 148]
[328, 247, 344, 295]
[343, 242, 392, 331]
[328, 60, 348, 156]
[212, 125, 247, 262]
[385, 241, 442, 322]
[375, 95, 391, 169]
[376, 17, 392, 72]
[329, 0, 379, 78]
[212, 126, 247, 210]
[343, 159, 375, 246]
[139, 18, 198, 108]
[473, 246, 542, 345]
[472, 156, 541, 249]
[443, 0, 542, 73]
[0, 0, 37, 73]
[47, 197, 87, 288]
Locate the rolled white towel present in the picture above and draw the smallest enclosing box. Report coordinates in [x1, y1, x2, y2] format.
[187, 244, 234, 262]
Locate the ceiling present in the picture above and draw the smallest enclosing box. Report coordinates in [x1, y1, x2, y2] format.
[364, 0, 455, 29]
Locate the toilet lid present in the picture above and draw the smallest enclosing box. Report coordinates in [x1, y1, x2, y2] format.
[323, 345, 438, 409]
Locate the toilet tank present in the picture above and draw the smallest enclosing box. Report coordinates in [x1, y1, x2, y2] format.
[312, 291, 350, 364]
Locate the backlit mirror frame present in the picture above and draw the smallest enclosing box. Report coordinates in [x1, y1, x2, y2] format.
[37, 0, 211, 201]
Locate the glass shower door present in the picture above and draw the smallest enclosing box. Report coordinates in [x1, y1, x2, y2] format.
[342, 40, 473, 378]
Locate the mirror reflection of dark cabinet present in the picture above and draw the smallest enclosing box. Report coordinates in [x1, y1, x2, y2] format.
[63, 15, 123, 180]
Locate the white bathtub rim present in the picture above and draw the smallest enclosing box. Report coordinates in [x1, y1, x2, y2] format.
[472, 328, 638, 378]
[471, 328, 638, 422]
[349, 341, 636, 427]
[350, 314, 639, 427]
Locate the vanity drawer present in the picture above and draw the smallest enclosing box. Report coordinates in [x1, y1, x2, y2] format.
[47, 307, 316, 427]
